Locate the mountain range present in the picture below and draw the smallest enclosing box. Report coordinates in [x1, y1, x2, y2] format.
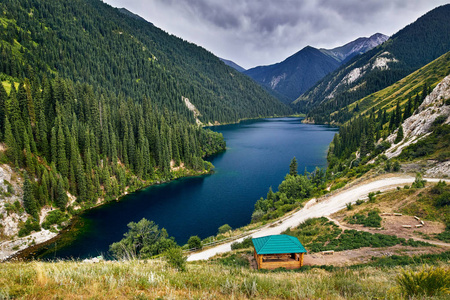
[296, 4, 450, 123]
[243, 33, 388, 103]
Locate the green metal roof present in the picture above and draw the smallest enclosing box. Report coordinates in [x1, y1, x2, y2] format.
[252, 235, 307, 255]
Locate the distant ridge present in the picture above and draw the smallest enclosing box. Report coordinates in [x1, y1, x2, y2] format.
[220, 58, 246, 72]
[244, 34, 386, 103]
[320, 33, 388, 63]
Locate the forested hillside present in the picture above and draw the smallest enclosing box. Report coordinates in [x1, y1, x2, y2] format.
[295, 4, 450, 123]
[326, 54, 450, 175]
[0, 0, 290, 124]
[0, 0, 293, 239]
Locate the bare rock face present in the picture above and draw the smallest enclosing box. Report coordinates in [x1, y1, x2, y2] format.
[0, 164, 25, 237]
[385, 75, 450, 159]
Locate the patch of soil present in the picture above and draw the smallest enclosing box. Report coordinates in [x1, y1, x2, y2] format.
[303, 245, 445, 267]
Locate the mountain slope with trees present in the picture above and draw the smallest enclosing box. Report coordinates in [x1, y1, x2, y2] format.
[295, 4, 450, 122]
[0, 0, 289, 244]
[0, 0, 290, 125]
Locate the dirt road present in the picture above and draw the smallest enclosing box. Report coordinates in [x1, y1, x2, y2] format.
[187, 176, 449, 261]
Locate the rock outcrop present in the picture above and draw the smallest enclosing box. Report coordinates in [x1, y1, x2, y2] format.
[385, 74, 450, 158]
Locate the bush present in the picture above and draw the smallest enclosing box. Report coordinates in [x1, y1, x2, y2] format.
[218, 224, 232, 235]
[187, 235, 202, 250]
[348, 210, 382, 228]
[109, 218, 177, 260]
[164, 247, 187, 272]
[412, 173, 426, 188]
[231, 237, 253, 250]
[42, 209, 68, 229]
[396, 266, 450, 297]
[18, 219, 41, 237]
[355, 199, 365, 205]
[346, 203, 353, 210]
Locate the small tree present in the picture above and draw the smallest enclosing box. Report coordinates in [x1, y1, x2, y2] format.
[218, 224, 232, 235]
[412, 173, 426, 188]
[187, 235, 202, 249]
[164, 247, 187, 272]
[289, 157, 298, 176]
[394, 125, 404, 144]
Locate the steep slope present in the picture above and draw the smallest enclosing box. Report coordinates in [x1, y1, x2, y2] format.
[0, 0, 290, 124]
[245, 46, 341, 103]
[296, 4, 450, 122]
[220, 58, 246, 72]
[325, 52, 450, 177]
[320, 33, 388, 63]
[330, 52, 450, 124]
[244, 35, 387, 104]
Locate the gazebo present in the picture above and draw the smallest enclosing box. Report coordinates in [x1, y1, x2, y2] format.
[252, 234, 307, 270]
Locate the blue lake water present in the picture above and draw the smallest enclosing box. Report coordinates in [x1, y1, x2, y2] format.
[41, 117, 338, 259]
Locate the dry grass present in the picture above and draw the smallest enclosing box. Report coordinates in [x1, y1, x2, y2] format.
[1, 259, 449, 299]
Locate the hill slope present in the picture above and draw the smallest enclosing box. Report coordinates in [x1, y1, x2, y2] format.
[0, 0, 290, 124]
[296, 4, 450, 122]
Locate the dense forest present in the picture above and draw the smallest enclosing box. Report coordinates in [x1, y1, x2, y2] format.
[0, 0, 290, 124]
[294, 4, 450, 123]
[0, 75, 226, 229]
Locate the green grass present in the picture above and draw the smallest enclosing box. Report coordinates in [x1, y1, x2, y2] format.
[346, 209, 382, 228]
[0, 256, 448, 299]
[284, 217, 431, 253]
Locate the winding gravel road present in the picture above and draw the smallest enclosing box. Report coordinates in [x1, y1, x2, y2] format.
[187, 175, 449, 261]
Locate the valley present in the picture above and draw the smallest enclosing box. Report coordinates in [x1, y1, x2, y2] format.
[0, 1, 449, 299]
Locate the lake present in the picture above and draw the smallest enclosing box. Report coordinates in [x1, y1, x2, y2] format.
[40, 117, 338, 259]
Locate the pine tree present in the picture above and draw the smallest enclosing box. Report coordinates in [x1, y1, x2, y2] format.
[23, 172, 39, 220]
[394, 125, 404, 144]
[289, 157, 298, 176]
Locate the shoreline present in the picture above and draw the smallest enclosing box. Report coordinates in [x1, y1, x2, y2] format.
[1, 164, 218, 262]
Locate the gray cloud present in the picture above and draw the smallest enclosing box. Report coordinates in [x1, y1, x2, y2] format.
[104, 0, 449, 69]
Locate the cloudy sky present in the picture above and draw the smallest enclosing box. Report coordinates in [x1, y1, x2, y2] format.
[103, 0, 449, 69]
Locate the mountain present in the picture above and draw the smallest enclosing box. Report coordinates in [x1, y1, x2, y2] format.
[0, 0, 290, 242]
[320, 33, 388, 63]
[0, 0, 290, 125]
[244, 35, 387, 104]
[244, 47, 341, 103]
[295, 4, 450, 123]
[220, 58, 246, 72]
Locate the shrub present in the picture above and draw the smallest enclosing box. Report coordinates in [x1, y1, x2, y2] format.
[218, 224, 232, 235]
[346, 203, 353, 210]
[42, 209, 68, 229]
[355, 199, 365, 205]
[187, 235, 202, 250]
[18, 219, 41, 237]
[109, 218, 177, 260]
[412, 173, 426, 188]
[396, 266, 450, 297]
[164, 247, 187, 272]
[231, 237, 253, 250]
[368, 192, 376, 202]
[348, 210, 382, 228]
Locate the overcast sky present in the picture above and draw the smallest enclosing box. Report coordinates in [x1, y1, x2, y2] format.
[103, 0, 449, 69]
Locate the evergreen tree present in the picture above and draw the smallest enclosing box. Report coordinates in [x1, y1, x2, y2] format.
[289, 157, 298, 176]
[394, 125, 404, 144]
[23, 172, 38, 220]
